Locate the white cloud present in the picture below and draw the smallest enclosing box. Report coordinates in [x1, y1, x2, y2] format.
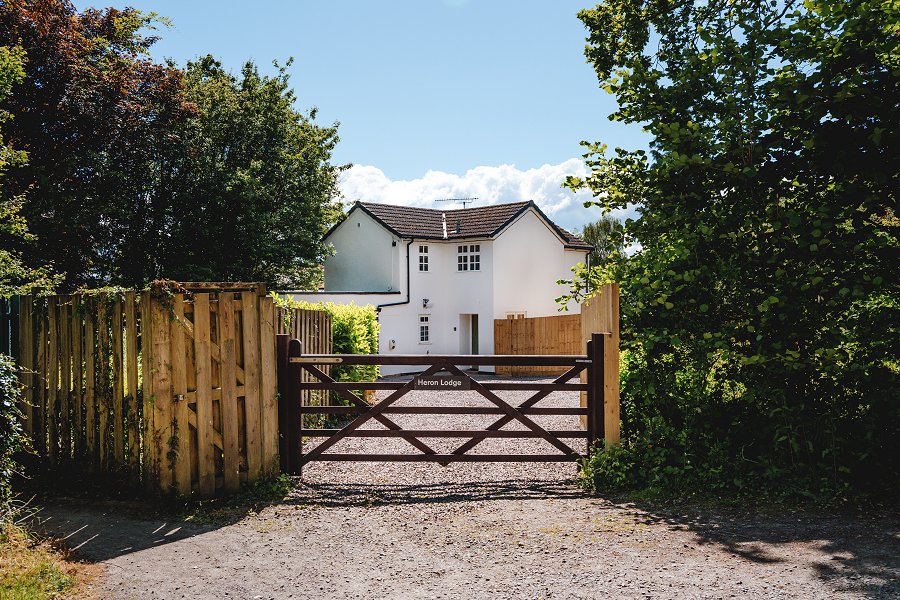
[338, 159, 635, 232]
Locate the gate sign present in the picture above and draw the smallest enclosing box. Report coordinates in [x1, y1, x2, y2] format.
[414, 375, 471, 390]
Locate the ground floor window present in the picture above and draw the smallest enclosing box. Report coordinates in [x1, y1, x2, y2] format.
[419, 314, 430, 343]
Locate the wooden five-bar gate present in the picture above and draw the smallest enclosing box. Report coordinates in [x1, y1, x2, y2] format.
[276, 332, 611, 472]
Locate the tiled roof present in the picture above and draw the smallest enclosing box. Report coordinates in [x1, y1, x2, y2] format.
[350, 201, 592, 250]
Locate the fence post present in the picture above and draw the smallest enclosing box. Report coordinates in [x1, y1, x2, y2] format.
[277, 335, 303, 474]
[276, 334, 289, 472]
[586, 333, 605, 454]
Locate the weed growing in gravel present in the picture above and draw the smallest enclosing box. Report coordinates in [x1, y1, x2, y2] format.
[183, 474, 293, 526]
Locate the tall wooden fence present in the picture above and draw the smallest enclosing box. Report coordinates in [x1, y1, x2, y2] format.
[494, 314, 582, 376]
[17, 286, 332, 497]
[275, 307, 333, 425]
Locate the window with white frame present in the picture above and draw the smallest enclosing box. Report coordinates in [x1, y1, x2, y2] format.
[457, 244, 481, 271]
[418, 245, 429, 272]
[419, 314, 430, 343]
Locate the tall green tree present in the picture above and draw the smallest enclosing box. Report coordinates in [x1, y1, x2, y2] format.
[0, 44, 58, 297]
[580, 214, 625, 267]
[1, 2, 344, 290]
[0, 0, 189, 289]
[571, 0, 898, 499]
[156, 56, 344, 288]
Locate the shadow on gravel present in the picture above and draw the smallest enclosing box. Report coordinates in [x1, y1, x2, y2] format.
[624, 501, 900, 599]
[33, 499, 216, 564]
[289, 478, 585, 507]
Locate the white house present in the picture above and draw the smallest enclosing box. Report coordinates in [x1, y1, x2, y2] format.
[288, 201, 591, 373]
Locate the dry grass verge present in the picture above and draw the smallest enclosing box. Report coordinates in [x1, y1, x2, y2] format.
[0, 520, 98, 600]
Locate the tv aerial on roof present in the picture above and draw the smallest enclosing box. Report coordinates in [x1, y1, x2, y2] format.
[434, 197, 478, 209]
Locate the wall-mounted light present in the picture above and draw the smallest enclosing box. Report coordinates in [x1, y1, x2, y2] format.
[422, 298, 430, 308]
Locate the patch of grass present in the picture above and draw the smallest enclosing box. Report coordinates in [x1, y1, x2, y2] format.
[0, 522, 78, 600]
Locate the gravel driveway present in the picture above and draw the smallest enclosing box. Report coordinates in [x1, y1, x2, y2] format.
[38, 376, 900, 599]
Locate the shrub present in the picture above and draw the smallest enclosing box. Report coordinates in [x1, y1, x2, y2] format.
[0, 354, 28, 513]
[272, 295, 380, 382]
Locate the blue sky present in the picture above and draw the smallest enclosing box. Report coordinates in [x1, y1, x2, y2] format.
[74, 0, 648, 229]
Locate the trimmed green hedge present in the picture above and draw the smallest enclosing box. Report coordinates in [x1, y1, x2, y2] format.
[272, 295, 380, 382]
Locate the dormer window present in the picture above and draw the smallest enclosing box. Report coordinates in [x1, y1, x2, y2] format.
[457, 244, 480, 272]
[418, 245, 429, 272]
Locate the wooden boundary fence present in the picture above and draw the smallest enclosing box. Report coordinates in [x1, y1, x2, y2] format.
[494, 314, 581, 376]
[17, 285, 332, 497]
[493, 283, 620, 444]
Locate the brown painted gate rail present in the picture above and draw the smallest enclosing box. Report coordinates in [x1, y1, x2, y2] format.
[276, 333, 608, 473]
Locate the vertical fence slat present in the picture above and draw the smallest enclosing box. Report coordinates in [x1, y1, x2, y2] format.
[125, 291, 140, 474]
[140, 290, 153, 490]
[84, 300, 96, 467]
[219, 294, 240, 493]
[149, 293, 173, 491]
[58, 298, 71, 459]
[170, 294, 191, 496]
[18, 296, 33, 437]
[34, 304, 46, 456]
[97, 299, 109, 471]
[240, 291, 262, 480]
[46, 297, 58, 464]
[113, 298, 125, 466]
[71, 295, 83, 457]
[258, 296, 278, 474]
[193, 294, 215, 497]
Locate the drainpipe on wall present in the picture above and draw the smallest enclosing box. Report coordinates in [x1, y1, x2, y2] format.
[376, 239, 413, 312]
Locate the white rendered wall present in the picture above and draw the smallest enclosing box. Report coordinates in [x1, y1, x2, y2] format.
[492, 208, 588, 318]
[323, 209, 401, 292]
[376, 239, 495, 374]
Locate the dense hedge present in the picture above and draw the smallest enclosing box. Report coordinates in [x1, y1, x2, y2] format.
[273, 295, 380, 382]
[0, 354, 27, 513]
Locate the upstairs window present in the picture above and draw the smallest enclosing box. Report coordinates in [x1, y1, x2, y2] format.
[457, 244, 481, 271]
[418, 245, 429, 272]
[419, 314, 430, 343]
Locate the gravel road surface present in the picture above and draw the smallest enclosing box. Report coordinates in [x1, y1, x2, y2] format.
[37, 376, 900, 599]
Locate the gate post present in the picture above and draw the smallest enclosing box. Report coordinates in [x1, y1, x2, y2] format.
[586, 332, 605, 454]
[276, 334, 303, 475]
[276, 334, 290, 473]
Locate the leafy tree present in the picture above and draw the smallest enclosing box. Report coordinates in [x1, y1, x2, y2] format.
[155, 56, 344, 288]
[1, 2, 343, 290]
[580, 214, 625, 267]
[0, 0, 189, 290]
[571, 0, 898, 500]
[0, 45, 58, 297]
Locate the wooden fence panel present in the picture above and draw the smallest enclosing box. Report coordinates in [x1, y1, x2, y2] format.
[494, 314, 581, 376]
[16, 286, 328, 497]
